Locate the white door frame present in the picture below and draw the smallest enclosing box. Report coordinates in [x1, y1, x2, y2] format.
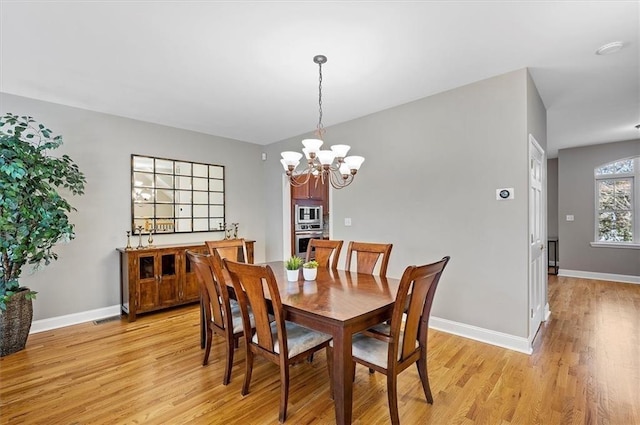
[528, 134, 549, 349]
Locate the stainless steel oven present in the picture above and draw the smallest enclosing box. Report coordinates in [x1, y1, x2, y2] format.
[294, 231, 323, 259]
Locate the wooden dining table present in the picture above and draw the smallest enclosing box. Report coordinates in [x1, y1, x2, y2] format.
[262, 261, 401, 425]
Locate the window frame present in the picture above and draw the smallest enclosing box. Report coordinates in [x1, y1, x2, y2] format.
[591, 156, 640, 249]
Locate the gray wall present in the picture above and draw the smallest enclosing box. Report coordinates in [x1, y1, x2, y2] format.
[558, 139, 640, 276]
[547, 158, 559, 238]
[264, 69, 546, 339]
[1, 93, 267, 320]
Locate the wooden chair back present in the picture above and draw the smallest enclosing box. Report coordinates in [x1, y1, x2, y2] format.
[205, 239, 248, 264]
[186, 250, 230, 335]
[306, 239, 343, 269]
[391, 256, 450, 366]
[223, 259, 287, 361]
[345, 241, 393, 277]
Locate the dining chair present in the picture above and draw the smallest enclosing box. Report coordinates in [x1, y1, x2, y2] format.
[205, 238, 249, 265]
[186, 250, 253, 386]
[306, 239, 343, 269]
[349, 256, 450, 425]
[223, 259, 332, 423]
[345, 241, 393, 277]
[200, 239, 249, 348]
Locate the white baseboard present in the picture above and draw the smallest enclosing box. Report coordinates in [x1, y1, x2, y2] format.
[30, 305, 122, 334]
[544, 302, 551, 321]
[31, 305, 534, 356]
[558, 269, 640, 284]
[430, 316, 532, 355]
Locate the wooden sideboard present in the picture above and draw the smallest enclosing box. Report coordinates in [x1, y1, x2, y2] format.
[117, 240, 254, 322]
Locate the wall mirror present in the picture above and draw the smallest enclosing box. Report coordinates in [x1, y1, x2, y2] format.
[131, 154, 225, 234]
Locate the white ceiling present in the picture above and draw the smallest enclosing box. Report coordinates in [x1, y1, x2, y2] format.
[1, 1, 638, 157]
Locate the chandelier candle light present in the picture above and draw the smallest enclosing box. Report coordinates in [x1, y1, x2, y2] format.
[281, 55, 364, 189]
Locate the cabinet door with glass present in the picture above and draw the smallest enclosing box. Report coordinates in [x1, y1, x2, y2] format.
[157, 250, 179, 306]
[137, 252, 159, 312]
[182, 247, 206, 302]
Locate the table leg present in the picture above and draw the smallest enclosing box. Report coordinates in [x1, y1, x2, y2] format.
[332, 328, 353, 425]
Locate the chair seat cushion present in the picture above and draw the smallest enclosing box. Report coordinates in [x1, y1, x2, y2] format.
[352, 323, 417, 368]
[228, 300, 255, 334]
[253, 321, 331, 358]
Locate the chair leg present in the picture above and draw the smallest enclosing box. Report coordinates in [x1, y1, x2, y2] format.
[222, 338, 235, 385]
[416, 355, 433, 403]
[202, 328, 213, 366]
[278, 362, 290, 423]
[387, 374, 400, 425]
[326, 347, 333, 400]
[242, 350, 254, 396]
[200, 299, 206, 349]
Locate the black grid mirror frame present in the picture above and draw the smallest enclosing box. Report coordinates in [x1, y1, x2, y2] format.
[131, 154, 226, 234]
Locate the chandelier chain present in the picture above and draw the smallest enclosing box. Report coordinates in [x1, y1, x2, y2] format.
[316, 61, 325, 139]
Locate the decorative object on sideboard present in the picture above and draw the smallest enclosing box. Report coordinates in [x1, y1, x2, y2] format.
[0, 113, 86, 356]
[232, 223, 239, 239]
[125, 231, 132, 250]
[280, 54, 365, 190]
[147, 228, 154, 248]
[136, 226, 144, 249]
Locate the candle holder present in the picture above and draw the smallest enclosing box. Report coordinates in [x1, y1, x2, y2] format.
[125, 230, 132, 250]
[147, 228, 154, 248]
[232, 223, 239, 239]
[136, 226, 144, 249]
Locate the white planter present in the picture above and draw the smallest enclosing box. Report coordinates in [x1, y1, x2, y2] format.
[286, 269, 300, 282]
[303, 267, 317, 281]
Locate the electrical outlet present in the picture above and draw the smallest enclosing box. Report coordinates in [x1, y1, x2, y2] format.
[566, 215, 574, 222]
[344, 218, 352, 226]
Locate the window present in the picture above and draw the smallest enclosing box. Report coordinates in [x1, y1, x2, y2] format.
[131, 155, 225, 234]
[594, 157, 639, 245]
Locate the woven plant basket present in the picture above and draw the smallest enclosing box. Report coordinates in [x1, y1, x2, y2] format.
[0, 289, 34, 357]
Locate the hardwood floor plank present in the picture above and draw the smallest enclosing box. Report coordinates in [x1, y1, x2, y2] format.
[1, 275, 639, 424]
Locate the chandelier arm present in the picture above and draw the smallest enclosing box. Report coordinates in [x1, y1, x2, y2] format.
[289, 170, 313, 187]
[328, 168, 354, 189]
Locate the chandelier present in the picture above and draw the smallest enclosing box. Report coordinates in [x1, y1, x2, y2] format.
[280, 55, 364, 189]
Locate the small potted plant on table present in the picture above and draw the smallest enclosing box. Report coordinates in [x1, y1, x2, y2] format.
[302, 260, 318, 281]
[285, 256, 303, 282]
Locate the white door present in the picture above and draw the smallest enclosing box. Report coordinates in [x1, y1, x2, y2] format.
[529, 135, 546, 345]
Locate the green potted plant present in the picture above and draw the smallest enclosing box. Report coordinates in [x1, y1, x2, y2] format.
[302, 260, 318, 281]
[285, 256, 303, 282]
[0, 113, 86, 356]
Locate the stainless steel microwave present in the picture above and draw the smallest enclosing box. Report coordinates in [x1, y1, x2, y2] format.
[295, 205, 323, 225]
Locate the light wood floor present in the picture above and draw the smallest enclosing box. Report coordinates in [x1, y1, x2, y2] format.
[1, 275, 639, 425]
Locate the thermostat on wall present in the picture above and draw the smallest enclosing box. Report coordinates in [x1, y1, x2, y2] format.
[496, 188, 514, 200]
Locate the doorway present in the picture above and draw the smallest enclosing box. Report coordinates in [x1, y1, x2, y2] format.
[528, 134, 547, 347]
